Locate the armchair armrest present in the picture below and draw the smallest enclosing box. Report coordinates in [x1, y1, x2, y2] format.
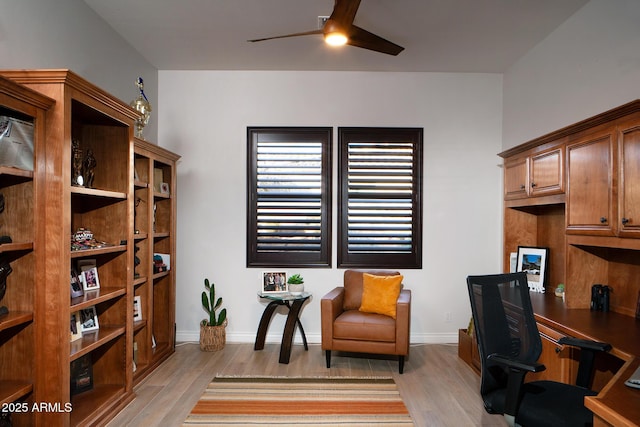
[321, 287, 345, 348]
[395, 289, 411, 354]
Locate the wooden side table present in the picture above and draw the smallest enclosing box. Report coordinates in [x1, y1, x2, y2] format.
[254, 292, 311, 363]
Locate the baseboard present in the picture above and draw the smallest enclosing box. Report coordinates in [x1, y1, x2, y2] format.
[176, 330, 459, 345]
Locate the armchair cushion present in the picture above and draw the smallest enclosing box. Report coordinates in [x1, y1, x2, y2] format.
[359, 273, 403, 319]
[343, 270, 400, 310]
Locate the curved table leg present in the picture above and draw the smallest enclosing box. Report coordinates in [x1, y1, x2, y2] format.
[254, 300, 282, 350]
[279, 299, 308, 363]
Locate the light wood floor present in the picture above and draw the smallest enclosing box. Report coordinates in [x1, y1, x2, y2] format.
[108, 342, 507, 427]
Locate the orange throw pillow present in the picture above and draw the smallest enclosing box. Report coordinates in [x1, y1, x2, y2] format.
[359, 273, 403, 319]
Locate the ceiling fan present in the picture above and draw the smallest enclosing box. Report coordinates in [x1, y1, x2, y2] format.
[247, 0, 404, 56]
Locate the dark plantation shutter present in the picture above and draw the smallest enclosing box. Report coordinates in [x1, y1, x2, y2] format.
[247, 127, 331, 267]
[338, 128, 422, 268]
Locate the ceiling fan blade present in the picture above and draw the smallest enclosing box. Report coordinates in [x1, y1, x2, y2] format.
[330, 0, 362, 26]
[347, 25, 404, 56]
[248, 29, 322, 43]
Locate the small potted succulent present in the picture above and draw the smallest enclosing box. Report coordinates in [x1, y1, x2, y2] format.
[287, 273, 305, 295]
[200, 278, 227, 351]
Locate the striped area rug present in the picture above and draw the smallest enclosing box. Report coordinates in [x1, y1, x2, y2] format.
[183, 376, 414, 426]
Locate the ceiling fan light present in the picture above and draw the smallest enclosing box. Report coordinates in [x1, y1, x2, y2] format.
[325, 32, 348, 46]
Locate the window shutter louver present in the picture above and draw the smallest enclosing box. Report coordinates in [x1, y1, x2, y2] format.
[247, 128, 331, 267]
[338, 128, 422, 268]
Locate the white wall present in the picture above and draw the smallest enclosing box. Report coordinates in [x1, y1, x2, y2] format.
[0, 0, 158, 141]
[158, 71, 504, 344]
[503, 0, 640, 150]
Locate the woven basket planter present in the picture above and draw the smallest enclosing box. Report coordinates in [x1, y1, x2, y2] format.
[199, 321, 226, 352]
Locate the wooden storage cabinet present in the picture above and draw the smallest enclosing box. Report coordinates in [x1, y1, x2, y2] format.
[1, 69, 139, 426]
[617, 117, 640, 237]
[566, 126, 616, 235]
[531, 323, 573, 383]
[0, 77, 53, 427]
[503, 146, 564, 202]
[132, 138, 179, 384]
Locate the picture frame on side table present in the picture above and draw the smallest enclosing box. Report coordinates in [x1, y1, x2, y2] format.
[516, 246, 549, 293]
[261, 271, 287, 294]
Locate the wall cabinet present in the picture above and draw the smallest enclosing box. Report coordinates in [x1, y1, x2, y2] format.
[566, 112, 640, 238]
[0, 70, 178, 426]
[617, 116, 640, 237]
[566, 125, 616, 235]
[504, 146, 564, 202]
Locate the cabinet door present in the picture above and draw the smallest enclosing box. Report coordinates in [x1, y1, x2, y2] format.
[504, 157, 528, 200]
[566, 132, 615, 235]
[618, 123, 640, 237]
[530, 148, 564, 197]
[528, 323, 573, 383]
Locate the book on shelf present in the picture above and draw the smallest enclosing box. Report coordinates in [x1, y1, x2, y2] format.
[70, 354, 93, 396]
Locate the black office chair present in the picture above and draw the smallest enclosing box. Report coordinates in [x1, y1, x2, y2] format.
[466, 272, 611, 427]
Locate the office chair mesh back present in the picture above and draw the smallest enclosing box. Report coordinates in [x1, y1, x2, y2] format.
[467, 273, 542, 398]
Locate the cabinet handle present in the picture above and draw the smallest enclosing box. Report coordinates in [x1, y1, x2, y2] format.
[520, 184, 526, 190]
[555, 347, 562, 354]
[600, 217, 608, 224]
[531, 182, 537, 188]
[622, 217, 630, 225]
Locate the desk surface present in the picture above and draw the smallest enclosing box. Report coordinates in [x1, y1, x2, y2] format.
[530, 292, 640, 426]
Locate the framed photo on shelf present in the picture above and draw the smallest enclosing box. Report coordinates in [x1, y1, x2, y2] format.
[70, 311, 82, 342]
[80, 306, 99, 333]
[70, 268, 84, 298]
[80, 266, 100, 291]
[160, 182, 170, 195]
[133, 295, 143, 321]
[516, 246, 549, 293]
[261, 271, 287, 294]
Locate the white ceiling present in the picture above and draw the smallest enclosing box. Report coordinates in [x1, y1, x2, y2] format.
[83, 0, 588, 73]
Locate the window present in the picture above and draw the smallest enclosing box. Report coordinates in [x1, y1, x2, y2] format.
[247, 127, 332, 267]
[338, 127, 423, 268]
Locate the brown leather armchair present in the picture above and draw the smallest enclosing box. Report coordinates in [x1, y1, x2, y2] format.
[321, 270, 411, 373]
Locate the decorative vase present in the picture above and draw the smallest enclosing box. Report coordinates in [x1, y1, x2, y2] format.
[288, 283, 304, 295]
[199, 321, 226, 352]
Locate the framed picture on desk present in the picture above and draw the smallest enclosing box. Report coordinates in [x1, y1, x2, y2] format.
[262, 271, 287, 293]
[516, 246, 548, 293]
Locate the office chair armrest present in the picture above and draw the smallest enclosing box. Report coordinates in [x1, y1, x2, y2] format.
[488, 353, 546, 373]
[488, 353, 545, 422]
[558, 336, 612, 352]
[558, 336, 611, 388]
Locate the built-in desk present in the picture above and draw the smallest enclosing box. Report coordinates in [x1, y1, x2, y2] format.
[530, 293, 640, 426]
